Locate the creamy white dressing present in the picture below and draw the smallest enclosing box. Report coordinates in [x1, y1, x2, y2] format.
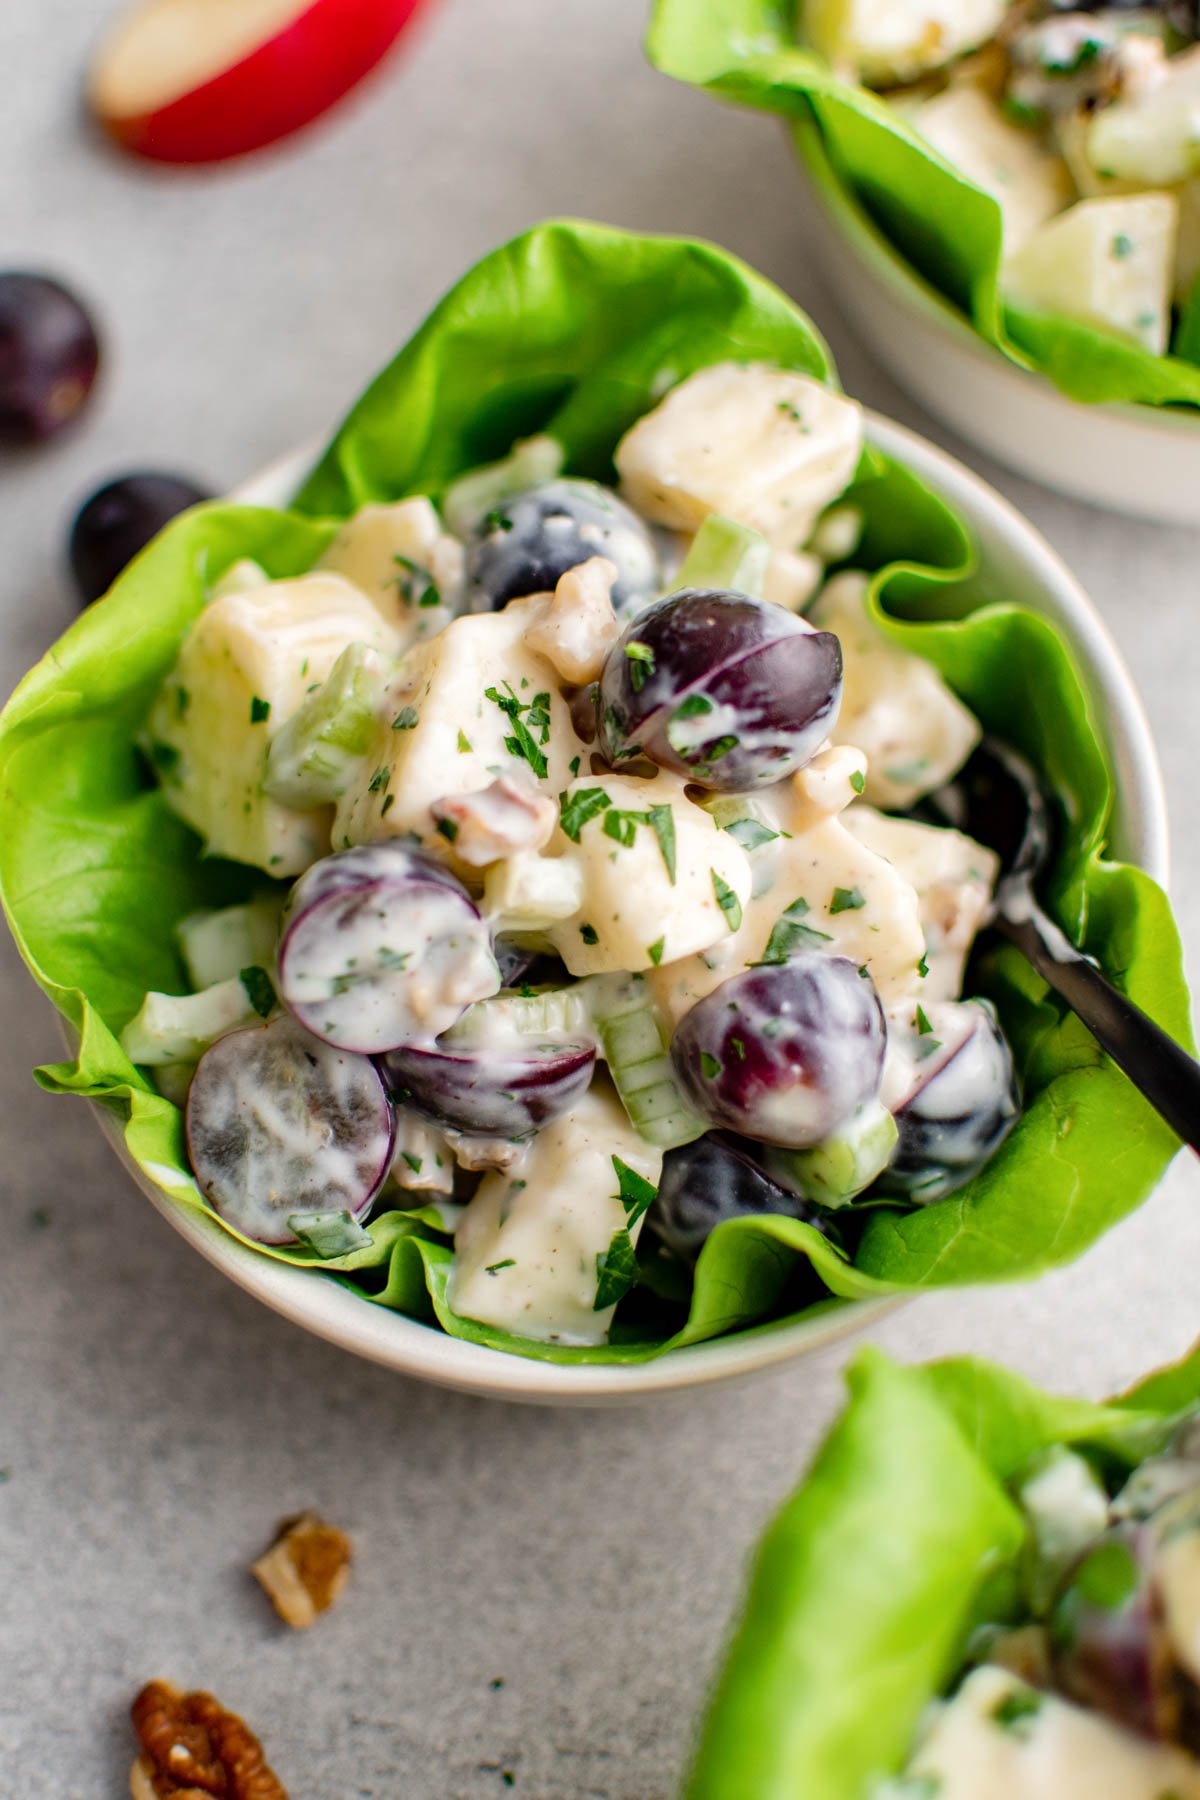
[888, 1664, 1200, 1800]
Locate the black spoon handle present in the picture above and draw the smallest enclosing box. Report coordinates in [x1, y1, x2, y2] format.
[998, 904, 1200, 1156]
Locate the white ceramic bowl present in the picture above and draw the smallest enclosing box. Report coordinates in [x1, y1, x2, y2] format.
[796, 126, 1200, 526]
[91, 418, 1168, 1404]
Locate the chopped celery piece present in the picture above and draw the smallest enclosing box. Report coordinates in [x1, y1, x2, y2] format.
[208, 558, 269, 603]
[177, 893, 284, 989]
[120, 975, 263, 1066]
[287, 1210, 373, 1257]
[442, 434, 565, 537]
[446, 984, 597, 1045]
[766, 1102, 898, 1208]
[675, 513, 770, 598]
[589, 973, 706, 1150]
[264, 642, 389, 808]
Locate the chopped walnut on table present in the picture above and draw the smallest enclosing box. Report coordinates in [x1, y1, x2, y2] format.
[251, 1511, 352, 1630]
[129, 1679, 287, 1799]
[430, 772, 557, 867]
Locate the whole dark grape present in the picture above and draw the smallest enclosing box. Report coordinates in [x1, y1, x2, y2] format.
[597, 590, 842, 789]
[69, 472, 212, 605]
[646, 1132, 817, 1263]
[468, 478, 660, 613]
[887, 1001, 1020, 1203]
[671, 954, 886, 1148]
[0, 272, 101, 442]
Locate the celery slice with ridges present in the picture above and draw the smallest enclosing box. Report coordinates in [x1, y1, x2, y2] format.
[589, 973, 707, 1150]
[675, 513, 770, 598]
[766, 1101, 898, 1209]
[264, 642, 388, 808]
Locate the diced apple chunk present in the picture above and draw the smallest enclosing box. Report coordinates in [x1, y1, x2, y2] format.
[1004, 192, 1178, 353]
[317, 496, 464, 647]
[543, 772, 752, 976]
[805, 0, 1009, 87]
[450, 1079, 662, 1346]
[332, 597, 588, 875]
[145, 573, 401, 875]
[810, 572, 980, 811]
[614, 362, 862, 551]
[911, 86, 1072, 254]
[1086, 45, 1200, 188]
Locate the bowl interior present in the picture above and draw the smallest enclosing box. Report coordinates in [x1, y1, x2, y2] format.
[93, 420, 1168, 1404]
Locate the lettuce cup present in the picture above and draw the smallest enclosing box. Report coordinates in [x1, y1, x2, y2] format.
[0, 221, 1189, 1400]
[647, 2, 1200, 522]
[685, 1339, 1200, 1798]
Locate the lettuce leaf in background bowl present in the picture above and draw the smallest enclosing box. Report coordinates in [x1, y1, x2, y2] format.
[684, 1340, 1197, 1799]
[0, 219, 1189, 1365]
[646, 0, 1200, 409]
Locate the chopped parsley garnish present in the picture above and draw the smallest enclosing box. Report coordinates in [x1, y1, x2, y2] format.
[400, 1150, 423, 1173]
[559, 786, 612, 842]
[915, 1005, 934, 1036]
[377, 948, 410, 970]
[917, 952, 929, 978]
[594, 1229, 640, 1311]
[485, 1259, 517, 1275]
[647, 937, 665, 966]
[392, 706, 419, 730]
[991, 1689, 1042, 1734]
[700, 1051, 722, 1080]
[568, 755, 581, 778]
[711, 871, 742, 933]
[580, 923, 599, 945]
[148, 740, 181, 775]
[486, 682, 550, 779]
[367, 766, 390, 794]
[724, 817, 779, 851]
[849, 768, 866, 795]
[1112, 232, 1135, 261]
[393, 554, 440, 610]
[603, 807, 648, 849]
[436, 817, 459, 843]
[883, 757, 930, 786]
[830, 886, 865, 914]
[457, 730, 473, 753]
[175, 685, 190, 717]
[612, 1156, 658, 1227]
[381, 794, 395, 817]
[483, 508, 513, 534]
[624, 640, 655, 691]
[665, 691, 712, 752]
[239, 965, 275, 1019]
[648, 805, 676, 883]
[756, 897, 833, 964]
[249, 696, 271, 724]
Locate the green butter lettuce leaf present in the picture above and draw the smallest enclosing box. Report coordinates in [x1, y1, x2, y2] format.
[647, 0, 1200, 408]
[686, 1342, 1194, 1798]
[0, 220, 1189, 1365]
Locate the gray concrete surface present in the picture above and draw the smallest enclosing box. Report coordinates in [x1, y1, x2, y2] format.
[3, 1, 1200, 1794]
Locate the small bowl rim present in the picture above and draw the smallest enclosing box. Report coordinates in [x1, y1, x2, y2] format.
[86, 412, 1169, 1404]
[793, 116, 1200, 441]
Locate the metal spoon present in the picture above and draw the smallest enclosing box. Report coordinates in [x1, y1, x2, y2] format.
[927, 738, 1200, 1155]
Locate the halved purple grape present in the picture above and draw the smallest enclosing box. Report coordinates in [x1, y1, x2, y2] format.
[671, 954, 886, 1148]
[886, 1000, 1020, 1202]
[0, 272, 100, 441]
[646, 1131, 827, 1264]
[69, 471, 212, 605]
[186, 1014, 394, 1245]
[597, 590, 842, 790]
[383, 1036, 596, 1139]
[278, 842, 500, 1055]
[467, 478, 659, 613]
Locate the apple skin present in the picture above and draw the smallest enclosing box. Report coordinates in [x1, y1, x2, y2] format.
[94, 0, 431, 165]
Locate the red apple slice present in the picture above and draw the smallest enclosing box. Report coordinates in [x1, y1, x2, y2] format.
[89, 0, 429, 164]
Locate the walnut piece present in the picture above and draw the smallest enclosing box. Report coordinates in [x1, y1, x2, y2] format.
[251, 1511, 352, 1630]
[523, 555, 620, 683]
[430, 773, 557, 867]
[130, 1680, 287, 1799]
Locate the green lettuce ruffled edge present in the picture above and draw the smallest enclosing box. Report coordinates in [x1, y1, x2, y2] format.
[646, 0, 1200, 408]
[0, 219, 1189, 1367]
[685, 1340, 1197, 1799]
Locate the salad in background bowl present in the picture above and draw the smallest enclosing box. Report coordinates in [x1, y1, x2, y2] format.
[685, 1338, 1200, 1798]
[648, 0, 1200, 522]
[0, 221, 1188, 1400]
